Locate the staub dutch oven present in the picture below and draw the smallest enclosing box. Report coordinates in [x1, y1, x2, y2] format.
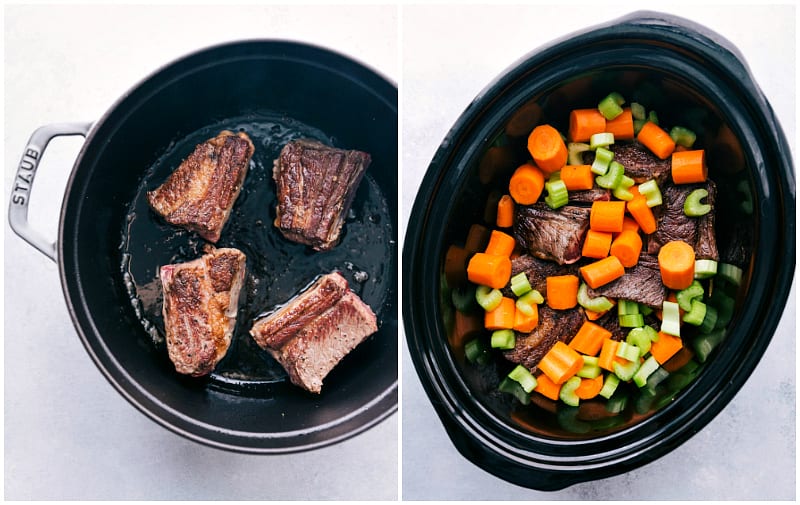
[9, 40, 398, 453]
[403, 12, 794, 489]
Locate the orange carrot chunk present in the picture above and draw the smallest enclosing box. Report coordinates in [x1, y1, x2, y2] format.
[580, 256, 625, 289]
[467, 253, 512, 289]
[658, 240, 695, 290]
[546, 274, 580, 310]
[569, 108, 607, 142]
[637, 121, 676, 160]
[598, 339, 627, 372]
[496, 194, 515, 228]
[528, 124, 568, 174]
[575, 375, 605, 400]
[604, 107, 634, 140]
[560, 164, 595, 191]
[534, 373, 561, 401]
[484, 296, 516, 330]
[590, 200, 626, 232]
[582, 229, 613, 259]
[671, 149, 708, 184]
[621, 215, 640, 234]
[650, 331, 683, 364]
[538, 341, 584, 385]
[484, 229, 516, 257]
[513, 302, 539, 333]
[627, 196, 657, 234]
[610, 229, 643, 268]
[569, 320, 612, 356]
[508, 163, 545, 205]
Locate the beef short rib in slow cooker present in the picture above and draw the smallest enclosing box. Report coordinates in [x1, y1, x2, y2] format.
[147, 130, 254, 243]
[160, 246, 246, 377]
[273, 139, 372, 251]
[250, 272, 377, 393]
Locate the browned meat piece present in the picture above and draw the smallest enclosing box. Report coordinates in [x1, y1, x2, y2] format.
[593, 309, 626, 341]
[503, 306, 584, 371]
[160, 247, 246, 377]
[582, 141, 671, 184]
[273, 139, 372, 251]
[147, 131, 254, 243]
[694, 180, 719, 261]
[250, 272, 377, 393]
[502, 254, 580, 297]
[586, 255, 667, 308]
[569, 187, 611, 204]
[514, 204, 591, 265]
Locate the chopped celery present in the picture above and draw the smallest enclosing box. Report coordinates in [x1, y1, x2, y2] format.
[633, 356, 661, 387]
[598, 93, 624, 120]
[693, 328, 726, 363]
[516, 297, 536, 316]
[465, 338, 490, 365]
[591, 147, 614, 175]
[676, 280, 704, 311]
[683, 299, 707, 326]
[613, 359, 641, 382]
[577, 282, 614, 312]
[605, 390, 628, 413]
[508, 364, 538, 393]
[577, 356, 601, 379]
[518, 289, 544, 306]
[698, 303, 718, 333]
[684, 188, 711, 217]
[612, 175, 636, 200]
[718, 263, 743, 286]
[660, 301, 681, 337]
[568, 142, 591, 165]
[596, 161, 624, 189]
[638, 179, 663, 207]
[710, 289, 735, 329]
[615, 341, 640, 362]
[590, 132, 615, 149]
[510, 272, 532, 296]
[617, 299, 640, 315]
[498, 376, 531, 405]
[647, 110, 659, 125]
[475, 285, 502, 311]
[669, 126, 697, 148]
[620, 314, 644, 327]
[639, 304, 654, 316]
[630, 102, 646, 121]
[633, 118, 647, 135]
[559, 376, 582, 407]
[544, 179, 569, 209]
[490, 329, 516, 350]
[694, 259, 718, 279]
[451, 285, 477, 312]
[626, 325, 658, 354]
[599, 373, 620, 399]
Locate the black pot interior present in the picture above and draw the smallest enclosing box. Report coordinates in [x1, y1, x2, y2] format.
[404, 12, 794, 489]
[59, 41, 398, 452]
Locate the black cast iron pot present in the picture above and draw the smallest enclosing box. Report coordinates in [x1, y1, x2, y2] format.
[9, 40, 398, 453]
[403, 12, 794, 490]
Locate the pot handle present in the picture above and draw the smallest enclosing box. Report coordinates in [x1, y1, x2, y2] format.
[8, 121, 93, 262]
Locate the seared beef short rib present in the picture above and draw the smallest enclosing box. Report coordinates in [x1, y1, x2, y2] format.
[504, 306, 585, 372]
[273, 139, 372, 251]
[647, 181, 719, 261]
[503, 254, 580, 298]
[250, 272, 377, 393]
[586, 254, 667, 308]
[147, 131, 254, 243]
[160, 247, 246, 377]
[514, 204, 591, 265]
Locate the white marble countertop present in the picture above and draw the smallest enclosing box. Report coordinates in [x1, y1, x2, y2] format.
[4, 4, 398, 500]
[401, 4, 796, 500]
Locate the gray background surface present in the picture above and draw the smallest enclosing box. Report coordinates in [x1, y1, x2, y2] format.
[401, 4, 796, 501]
[4, 4, 398, 500]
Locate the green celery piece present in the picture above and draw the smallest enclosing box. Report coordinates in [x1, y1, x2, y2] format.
[613, 359, 641, 382]
[451, 285, 477, 312]
[490, 329, 516, 350]
[576, 282, 614, 312]
[577, 356, 602, 379]
[630, 102, 646, 120]
[684, 188, 711, 217]
[718, 263, 743, 286]
[518, 289, 544, 306]
[694, 259, 718, 279]
[693, 328, 726, 363]
[647, 110, 659, 125]
[510, 272, 532, 297]
[508, 364, 538, 393]
[568, 142, 591, 166]
[604, 389, 628, 413]
[464, 338, 490, 365]
[617, 299, 640, 315]
[498, 377, 531, 405]
[544, 179, 569, 209]
[598, 93, 624, 120]
[660, 301, 681, 337]
[633, 118, 647, 135]
[596, 161, 625, 189]
[710, 289, 735, 330]
[591, 147, 614, 175]
[669, 126, 697, 148]
[559, 376, 582, 407]
[620, 314, 644, 328]
[599, 373, 620, 399]
[633, 356, 660, 387]
[676, 280, 704, 311]
[626, 326, 658, 354]
[590, 132, 615, 149]
[683, 299, 707, 326]
[612, 175, 636, 200]
[475, 285, 503, 311]
[638, 179, 663, 207]
[516, 298, 536, 317]
[616, 341, 640, 362]
[698, 303, 718, 333]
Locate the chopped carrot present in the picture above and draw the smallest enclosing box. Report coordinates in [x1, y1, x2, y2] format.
[580, 256, 625, 289]
[661, 346, 694, 373]
[582, 229, 613, 259]
[575, 375, 605, 400]
[484, 296, 516, 330]
[484, 229, 516, 257]
[650, 331, 683, 364]
[466, 253, 512, 289]
[533, 373, 561, 401]
[569, 320, 612, 356]
[621, 215, 640, 234]
[538, 341, 584, 385]
[590, 200, 626, 232]
[604, 107, 634, 140]
[464, 223, 490, 254]
[569, 108, 606, 142]
[496, 194, 515, 228]
[527, 124, 568, 174]
[657, 240, 695, 290]
[671, 149, 708, 184]
[610, 229, 642, 268]
[598, 338, 627, 372]
[560, 164, 594, 191]
[546, 274, 580, 310]
[513, 302, 538, 333]
[637, 121, 676, 160]
[449, 310, 483, 350]
[584, 308, 610, 321]
[626, 196, 657, 234]
[444, 245, 469, 287]
[508, 163, 545, 205]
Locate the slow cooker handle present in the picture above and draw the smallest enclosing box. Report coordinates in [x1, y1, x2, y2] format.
[8, 121, 93, 261]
